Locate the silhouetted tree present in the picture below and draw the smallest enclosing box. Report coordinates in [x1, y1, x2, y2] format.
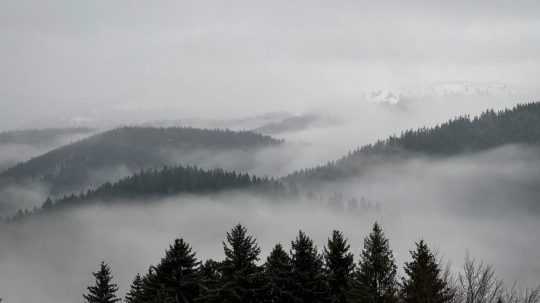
[83, 262, 121, 303]
[125, 274, 144, 303]
[401, 240, 454, 303]
[144, 238, 201, 303]
[264, 243, 295, 303]
[81, 222, 540, 303]
[325, 230, 355, 303]
[458, 256, 504, 303]
[198, 259, 222, 297]
[200, 224, 265, 303]
[290, 230, 330, 302]
[349, 222, 397, 303]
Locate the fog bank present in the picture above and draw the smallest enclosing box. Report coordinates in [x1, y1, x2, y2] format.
[1, 145, 539, 302]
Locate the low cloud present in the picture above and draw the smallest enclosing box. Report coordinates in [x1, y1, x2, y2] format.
[1, 145, 539, 302]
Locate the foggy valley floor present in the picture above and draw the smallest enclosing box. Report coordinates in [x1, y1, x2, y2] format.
[2, 1, 540, 301]
[1, 145, 540, 302]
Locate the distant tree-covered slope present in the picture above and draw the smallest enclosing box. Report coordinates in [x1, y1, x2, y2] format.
[0, 127, 94, 172]
[8, 165, 284, 220]
[0, 127, 283, 195]
[288, 102, 540, 182]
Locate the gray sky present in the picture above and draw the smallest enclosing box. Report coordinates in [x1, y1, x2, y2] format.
[1, 0, 539, 129]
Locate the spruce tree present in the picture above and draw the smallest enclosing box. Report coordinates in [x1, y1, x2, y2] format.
[146, 238, 201, 303]
[290, 230, 330, 303]
[200, 224, 265, 303]
[222, 224, 261, 276]
[264, 243, 295, 303]
[124, 274, 144, 303]
[83, 262, 121, 303]
[349, 222, 397, 303]
[198, 259, 222, 292]
[137, 267, 161, 303]
[401, 240, 454, 303]
[324, 230, 355, 303]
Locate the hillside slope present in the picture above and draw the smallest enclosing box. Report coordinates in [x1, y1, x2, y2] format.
[288, 102, 540, 182]
[7, 165, 284, 221]
[0, 127, 282, 195]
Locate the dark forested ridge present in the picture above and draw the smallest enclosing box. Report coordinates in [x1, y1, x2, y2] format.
[6, 165, 284, 221]
[288, 102, 540, 182]
[0, 127, 282, 195]
[82, 223, 539, 303]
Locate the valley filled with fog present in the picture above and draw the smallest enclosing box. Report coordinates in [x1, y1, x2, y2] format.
[1, 131, 539, 302]
[2, 1, 540, 302]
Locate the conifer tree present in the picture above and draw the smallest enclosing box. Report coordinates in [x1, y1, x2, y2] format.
[222, 224, 261, 276]
[137, 267, 161, 303]
[290, 230, 330, 303]
[401, 240, 454, 303]
[264, 243, 295, 303]
[145, 238, 201, 303]
[349, 222, 397, 303]
[324, 230, 355, 303]
[83, 262, 121, 303]
[125, 274, 144, 303]
[198, 259, 222, 292]
[200, 224, 265, 303]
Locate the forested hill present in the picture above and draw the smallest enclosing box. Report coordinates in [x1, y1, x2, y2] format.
[8, 165, 284, 221]
[0, 127, 282, 195]
[288, 102, 540, 182]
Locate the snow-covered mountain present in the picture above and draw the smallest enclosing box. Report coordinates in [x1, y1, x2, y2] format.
[366, 81, 517, 105]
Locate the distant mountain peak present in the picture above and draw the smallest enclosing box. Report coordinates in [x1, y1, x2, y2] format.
[366, 81, 517, 105]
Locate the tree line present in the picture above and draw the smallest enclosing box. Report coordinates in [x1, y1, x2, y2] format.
[82, 223, 539, 303]
[4, 165, 285, 222]
[0, 126, 282, 195]
[289, 102, 540, 182]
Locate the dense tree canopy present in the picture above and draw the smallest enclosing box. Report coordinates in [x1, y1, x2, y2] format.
[264, 244, 296, 303]
[289, 102, 540, 182]
[6, 165, 285, 221]
[0, 126, 282, 195]
[78, 223, 539, 303]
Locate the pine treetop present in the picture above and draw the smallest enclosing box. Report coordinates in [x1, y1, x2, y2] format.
[124, 274, 143, 303]
[352, 222, 398, 303]
[222, 224, 261, 275]
[402, 240, 454, 303]
[83, 262, 121, 303]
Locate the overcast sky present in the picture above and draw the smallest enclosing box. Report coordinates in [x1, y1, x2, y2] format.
[1, 0, 539, 129]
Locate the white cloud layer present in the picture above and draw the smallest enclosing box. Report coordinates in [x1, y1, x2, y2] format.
[1, 0, 539, 129]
